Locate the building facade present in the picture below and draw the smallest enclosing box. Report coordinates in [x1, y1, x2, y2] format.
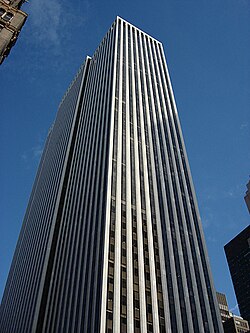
[0, 17, 223, 333]
[216, 292, 231, 324]
[223, 316, 249, 333]
[224, 225, 250, 324]
[0, 0, 27, 64]
[216, 292, 250, 332]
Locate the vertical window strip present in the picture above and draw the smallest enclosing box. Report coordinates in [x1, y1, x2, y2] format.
[68, 54, 104, 331]
[130, 27, 140, 333]
[100, 19, 119, 333]
[112, 18, 123, 333]
[83, 31, 114, 333]
[120, 21, 127, 333]
[94, 31, 116, 331]
[70, 53, 104, 331]
[148, 38, 192, 332]
[132, 207, 140, 332]
[137, 31, 163, 333]
[9, 76, 83, 331]
[128, 28, 140, 333]
[147, 40, 192, 331]
[131, 26, 148, 333]
[46, 60, 99, 332]
[45, 59, 93, 330]
[76, 48, 107, 330]
[135, 31, 152, 331]
[158, 44, 218, 332]
[139, 32, 166, 333]
[141, 35, 171, 331]
[125, 23, 134, 333]
[136, 44, 172, 331]
[9, 70, 78, 325]
[153, 41, 203, 333]
[106, 20, 121, 333]
[68, 49, 104, 330]
[174, 107, 220, 331]
[150, 40, 201, 332]
[143, 35, 182, 333]
[60, 39, 105, 333]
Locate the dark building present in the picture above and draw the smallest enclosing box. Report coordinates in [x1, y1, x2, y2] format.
[0, 0, 27, 64]
[0, 17, 223, 332]
[225, 225, 250, 323]
[245, 180, 250, 214]
[216, 292, 231, 324]
[223, 316, 249, 333]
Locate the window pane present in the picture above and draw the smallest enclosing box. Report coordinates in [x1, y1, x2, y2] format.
[0, 8, 6, 16]
[2, 12, 13, 22]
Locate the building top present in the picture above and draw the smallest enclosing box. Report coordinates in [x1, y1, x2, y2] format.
[224, 224, 250, 256]
[59, 16, 164, 109]
[216, 291, 228, 304]
[116, 16, 163, 44]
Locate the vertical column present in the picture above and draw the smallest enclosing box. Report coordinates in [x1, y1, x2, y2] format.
[113, 19, 123, 333]
[135, 30, 160, 333]
[130, 26, 148, 333]
[154, 42, 204, 332]
[100, 20, 119, 333]
[143, 35, 183, 332]
[125, 22, 134, 333]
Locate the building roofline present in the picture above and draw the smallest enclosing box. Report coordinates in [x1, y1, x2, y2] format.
[224, 224, 250, 249]
[115, 15, 163, 45]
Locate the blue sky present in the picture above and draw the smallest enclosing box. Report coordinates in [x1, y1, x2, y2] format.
[0, 0, 249, 314]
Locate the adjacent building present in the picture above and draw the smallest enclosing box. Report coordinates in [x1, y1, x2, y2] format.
[216, 292, 250, 333]
[0, 0, 27, 64]
[223, 315, 249, 333]
[245, 180, 250, 213]
[216, 292, 231, 324]
[224, 225, 250, 324]
[0, 17, 223, 332]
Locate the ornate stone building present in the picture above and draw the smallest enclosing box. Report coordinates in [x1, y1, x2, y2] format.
[0, 0, 27, 64]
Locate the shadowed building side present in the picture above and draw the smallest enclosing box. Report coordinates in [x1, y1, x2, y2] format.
[224, 225, 250, 324]
[0, 59, 91, 332]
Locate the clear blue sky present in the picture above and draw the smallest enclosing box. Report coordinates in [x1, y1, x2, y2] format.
[0, 0, 249, 314]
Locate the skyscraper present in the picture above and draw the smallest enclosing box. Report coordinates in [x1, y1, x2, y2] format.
[224, 225, 250, 324]
[0, 0, 27, 64]
[0, 17, 223, 333]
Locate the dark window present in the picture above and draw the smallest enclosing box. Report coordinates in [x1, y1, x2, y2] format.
[2, 12, 13, 22]
[0, 8, 5, 17]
